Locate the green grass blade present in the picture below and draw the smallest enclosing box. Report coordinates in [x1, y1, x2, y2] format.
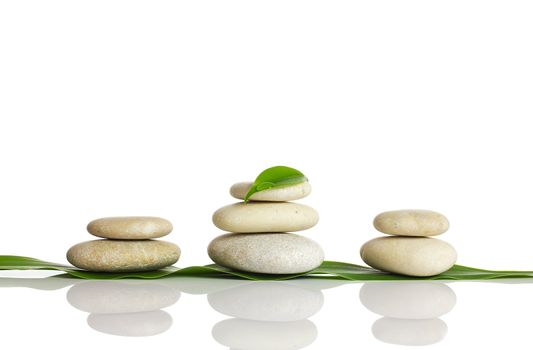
[2, 255, 533, 280]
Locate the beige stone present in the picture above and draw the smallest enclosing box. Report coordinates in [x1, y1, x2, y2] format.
[230, 181, 312, 202]
[208, 233, 324, 274]
[66, 239, 180, 272]
[360, 236, 457, 277]
[373, 210, 449, 237]
[87, 216, 173, 240]
[212, 202, 318, 233]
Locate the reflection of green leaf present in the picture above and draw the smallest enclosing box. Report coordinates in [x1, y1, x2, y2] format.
[244, 166, 308, 202]
[2, 255, 533, 280]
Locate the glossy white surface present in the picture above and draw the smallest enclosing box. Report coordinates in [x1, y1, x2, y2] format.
[2, 271, 533, 348]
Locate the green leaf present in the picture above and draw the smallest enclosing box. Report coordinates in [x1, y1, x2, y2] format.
[2, 255, 533, 281]
[244, 165, 308, 202]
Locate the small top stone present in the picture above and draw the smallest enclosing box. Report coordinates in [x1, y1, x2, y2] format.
[373, 209, 449, 237]
[230, 181, 311, 202]
[87, 216, 173, 240]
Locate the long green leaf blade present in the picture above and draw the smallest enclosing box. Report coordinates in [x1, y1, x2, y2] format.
[2, 255, 533, 280]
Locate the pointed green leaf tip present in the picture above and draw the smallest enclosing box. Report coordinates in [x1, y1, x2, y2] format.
[244, 166, 308, 202]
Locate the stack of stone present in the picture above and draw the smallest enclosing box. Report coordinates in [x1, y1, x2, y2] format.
[208, 181, 324, 274]
[67, 216, 181, 272]
[360, 210, 457, 277]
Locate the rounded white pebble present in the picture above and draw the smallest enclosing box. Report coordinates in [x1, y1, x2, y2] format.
[87, 216, 173, 240]
[360, 236, 457, 277]
[230, 181, 312, 202]
[372, 317, 448, 346]
[87, 310, 172, 337]
[212, 202, 318, 233]
[208, 282, 324, 321]
[373, 209, 449, 237]
[208, 233, 324, 274]
[66, 239, 180, 272]
[359, 282, 456, 319]
[212, 319, 317, 350]
[67, 280, 180, 313]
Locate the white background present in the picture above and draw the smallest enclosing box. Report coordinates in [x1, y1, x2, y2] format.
[1, 1, 533, 348]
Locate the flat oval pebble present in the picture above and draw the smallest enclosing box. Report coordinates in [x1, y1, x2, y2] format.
[359, 282, 456, 319]
[67, 281, 180, 313]
[230, 181, 312, 202]
[360, 237, 457, 277]
[373, 210, 449, 237]
[87, 216, 173, 239]
[66, 240, 180, 272]
[212, 202, 318, 233]
[208, 233, 324, 274]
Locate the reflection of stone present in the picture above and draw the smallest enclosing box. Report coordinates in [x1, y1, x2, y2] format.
[359, 282, 456, 319]
[372, 318, 448, 346]
[67, 280, 179, 313]
[208, 282, 324, 321]
[209, 281, 324, 350]
[166, 277, 252, 295]
[212, 318, 317, 350]
[87, 310, 172, 337]
[66, 280, 179, 337]
[359, 282, 455, 346]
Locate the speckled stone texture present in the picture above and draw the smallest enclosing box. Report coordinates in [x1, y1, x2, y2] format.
[207, 233, 324, 274]
[87, 216, 173, 240]
[230, 181, 312, 202]
[66, 239, 180, 272]
[360, 236, 457, 277]
[212, 202, 319, 233]
[373, 210, 449, 237]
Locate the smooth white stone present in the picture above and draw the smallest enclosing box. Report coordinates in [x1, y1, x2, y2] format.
[212, 202, 319, 233]
[208, 282, 324, 321]
[208, 233, 324, 274]
[360, 236, 457, 277]
[373, 209, 449, 237]
[212, 318, 317, 350]
[359, 282, 456, 319]
[230, 181, 312, 202]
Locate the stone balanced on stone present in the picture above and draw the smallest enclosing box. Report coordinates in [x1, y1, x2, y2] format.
[360, 210, 457, 277]
[209, 181, 324, 274]
[67, 216, 181, 272]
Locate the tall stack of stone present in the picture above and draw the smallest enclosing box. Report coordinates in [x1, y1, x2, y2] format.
[67, 216, 180, 272]
[208, 181, 324, 274]
[360, 210, 457, 277]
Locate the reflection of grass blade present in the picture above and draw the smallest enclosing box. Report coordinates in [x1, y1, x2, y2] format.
[2, 255, 533, 280]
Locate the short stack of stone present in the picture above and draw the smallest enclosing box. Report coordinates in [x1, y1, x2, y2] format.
[208, 181, 324, 274]
[360, 210, 457, 277]
[67, 216, 181, 272]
